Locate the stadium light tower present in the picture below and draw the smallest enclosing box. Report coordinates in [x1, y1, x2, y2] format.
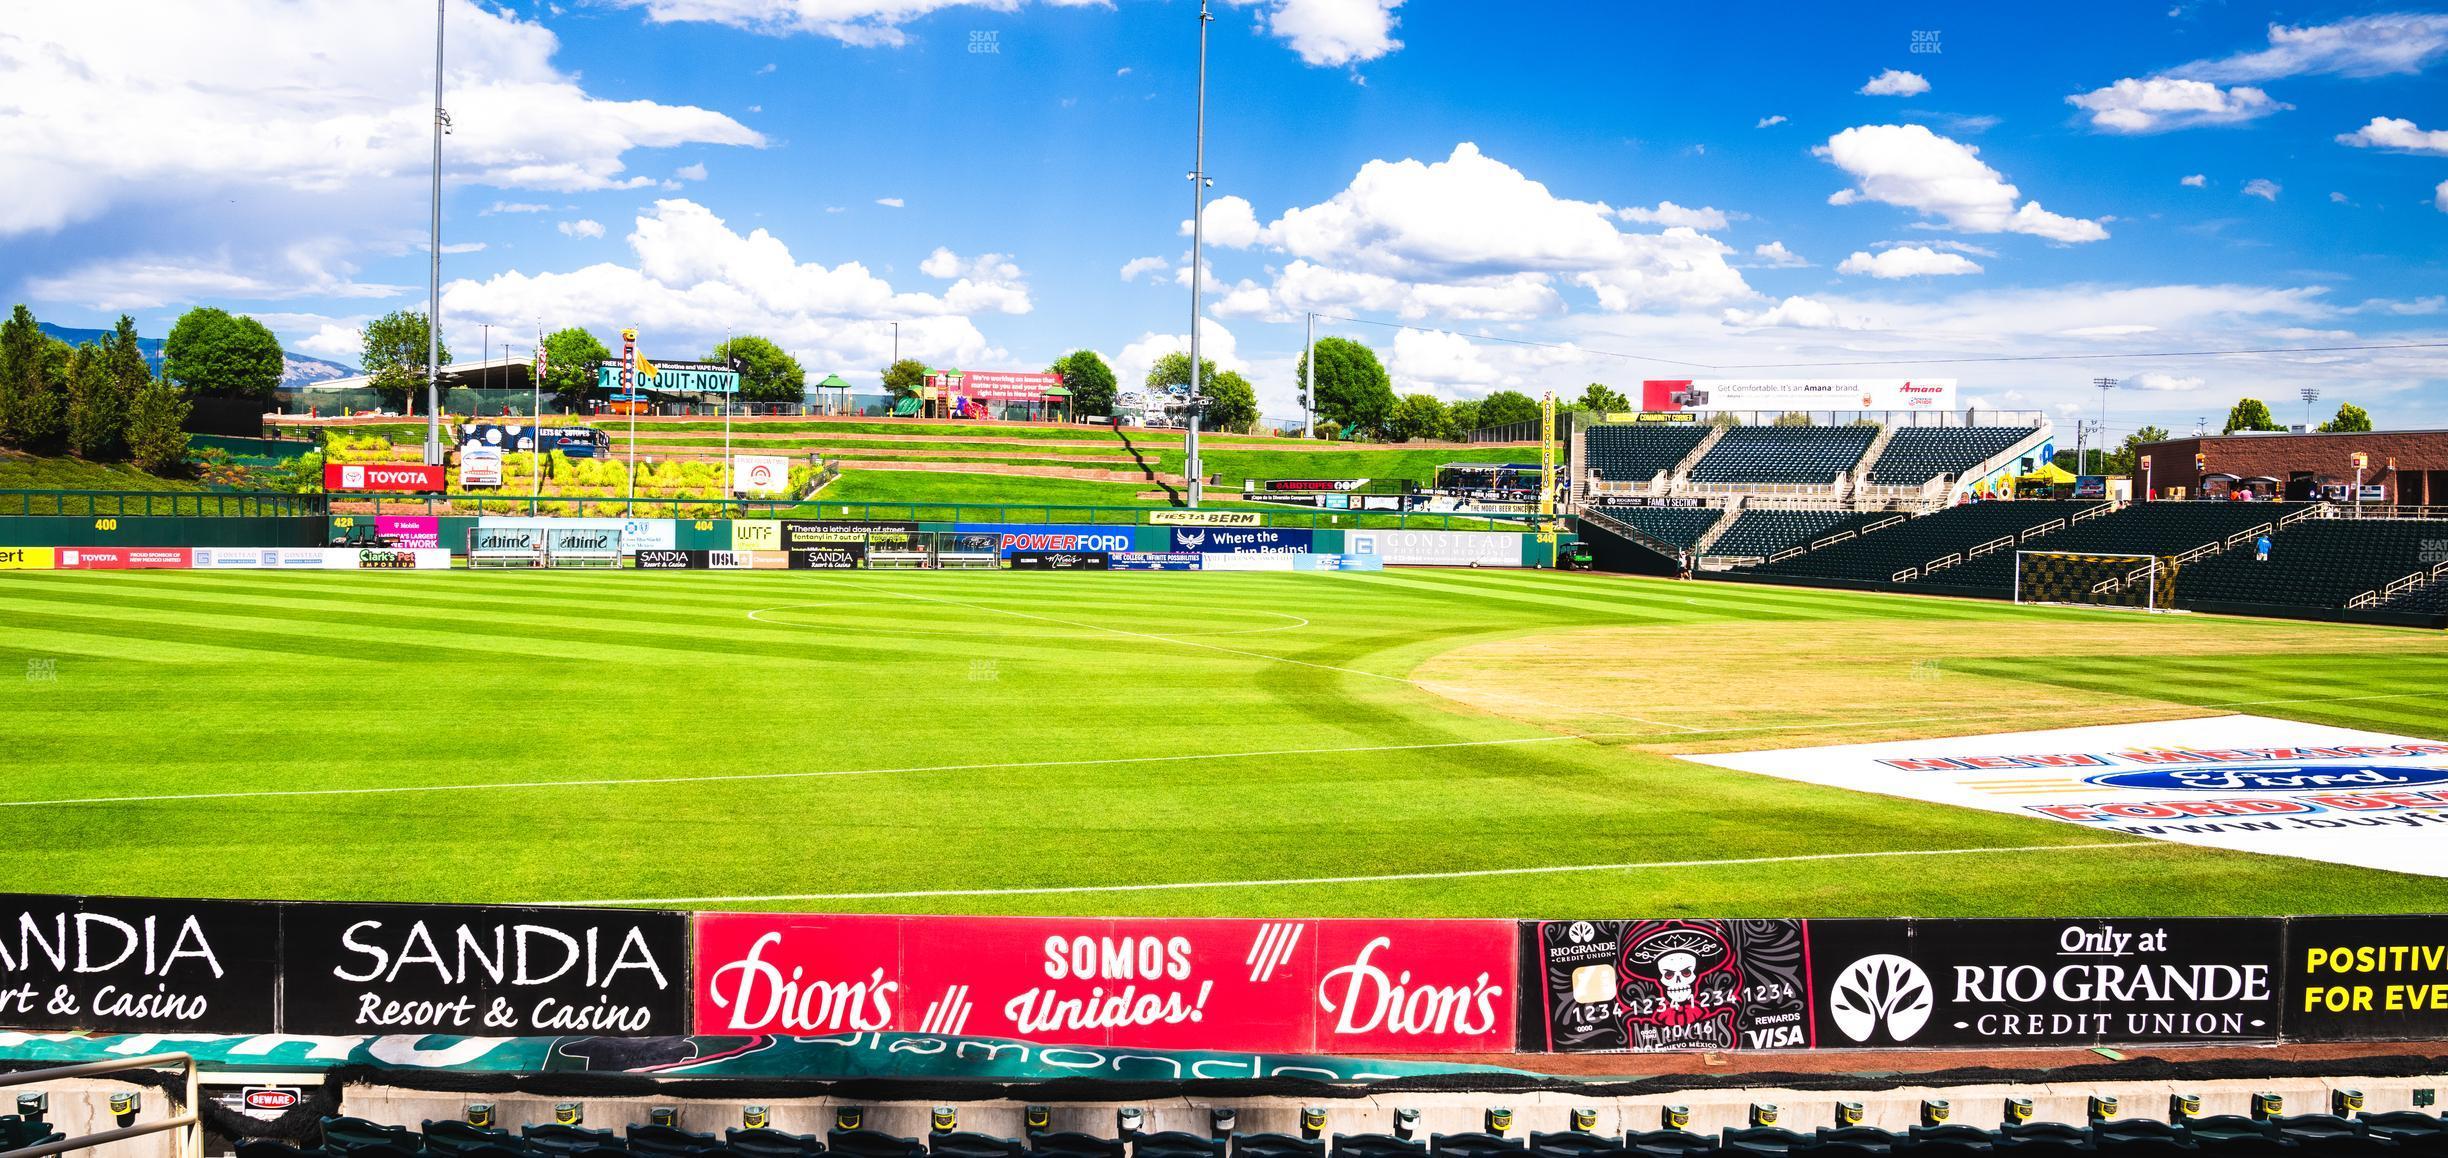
[425, 0, 450, 466]
[2092, 377, 2117, 474]
[2300, 386, 2320, 430]
[1183, 0, 1214, 506]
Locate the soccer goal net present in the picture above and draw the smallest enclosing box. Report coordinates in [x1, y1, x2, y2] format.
[2015, 551, 2177, 611]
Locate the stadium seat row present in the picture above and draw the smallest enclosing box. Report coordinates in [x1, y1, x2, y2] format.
[245, 1103, 2448, 1158]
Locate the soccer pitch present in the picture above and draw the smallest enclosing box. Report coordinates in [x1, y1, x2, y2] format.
[2, 567, 2443, 917]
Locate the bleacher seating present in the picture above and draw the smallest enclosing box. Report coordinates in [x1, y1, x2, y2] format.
[1583, 424, 1710, 485]
[1689, 426, 1877, 486]
[1707, 510, 1889, 559]
[1863, 427, 2036, 486]
[206, 1108, 2448, 1158]
[2178, 517, 2448, 611]
[1751, 501, 2101, 585]
[1908, 502, 2306, 598]
[2380, 580, 2448, 616]
[1589, 504, 1722, 548]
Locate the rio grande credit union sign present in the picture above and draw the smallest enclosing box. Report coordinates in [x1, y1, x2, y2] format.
[596, 360, 742, 394]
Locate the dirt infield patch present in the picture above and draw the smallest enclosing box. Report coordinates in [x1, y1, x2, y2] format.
[1411, 619, 2445, 752]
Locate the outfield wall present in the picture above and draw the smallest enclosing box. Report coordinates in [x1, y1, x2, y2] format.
[0, 516, 1567, 568]
[4, 894, 2442, 1055]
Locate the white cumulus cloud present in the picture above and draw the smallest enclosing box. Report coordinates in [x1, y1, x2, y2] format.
[2337, 116, 2448, 155]
[1182, 195, 1264, 247]
[1249, 0, 1405, 66]
[2067, 77, 2286, 132]
[0, 0, 760, 236]
[1817, 123, 2107, 242]
[1836, 246, 1984, 278]
[2244, 178, 2281, 201]
[1756, 115, 1788, 128]
[2436, 179, 2448, 213]
[1119, 256, 1170, 282]
[442, 199, 1023, 380]
[2181, 173, 2208, 187]
[1860, 69, 1930, 96]
[2172, 14, 2448, 83]
[558, 219, 605, 239]
[1722, 295, 1878, 330]
[1750, 241, 1810, 268]
[1615, 201, 1731, 230]
[874, 197, 905, 208]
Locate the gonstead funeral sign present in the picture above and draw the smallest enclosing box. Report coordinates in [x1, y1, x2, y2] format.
[279, 903, 688, 1036]
[0, 895, 278, 1032]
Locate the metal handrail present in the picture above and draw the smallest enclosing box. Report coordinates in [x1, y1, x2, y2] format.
[0, 1052, 198, 1158]
[1967, 534, 2014, 559]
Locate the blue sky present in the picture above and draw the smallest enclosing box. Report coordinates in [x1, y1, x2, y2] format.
[3, 1, 2445, 440]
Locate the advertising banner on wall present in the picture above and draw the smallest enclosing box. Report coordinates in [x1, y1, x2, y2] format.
[782, 520, 918, 547]
[2282, 915, 2448, 1041]
[279, 903, 690, 1037]
[692, 913, 1516, 1054]
[1010, 550, 1109, 570]
[1521, 919, 1813, 1053]
[731, 520, 781, 551]
[474, 518, 674, 554]
[1148, 510, 1265, 527]
[189, 548, 332, 570]
[635, 549, 703, 569]
[325, 463, 447, 493]
[789, 544, 867, 569]
[1349, 530, 1522, 567]
[1640, 379, 1957, 412]
[1806, 918, 2283, 1049]
[374, 516, 442, 549]
[0, 894, 280, 1032]
[732, 455, 791, 496]
[929, 370, 1064, 402]
[1685, 715, 2448, 877]
[54, 547, 191, 569]
[1110, 552, 1202, 571]
[459, 445, 503, 488]
[956, 524, 1135, 558]
[0, 546, 53, 569]
[1170, 527, 1313, 554]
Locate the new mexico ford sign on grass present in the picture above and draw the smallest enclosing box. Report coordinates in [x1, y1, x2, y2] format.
[1687, 716, 2448, 878]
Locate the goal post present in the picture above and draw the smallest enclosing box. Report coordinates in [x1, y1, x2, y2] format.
[2014, 550, 2178, 611]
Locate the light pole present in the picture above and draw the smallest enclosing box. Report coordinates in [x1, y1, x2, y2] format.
[424, 0, 449, 463]
[1303, 311, 1315, 439]
[2300, 386, 2320, 430]
[2092, 377, 2117, 475]
[1183, 0, 1213, 506]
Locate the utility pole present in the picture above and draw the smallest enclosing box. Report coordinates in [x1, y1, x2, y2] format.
[1183, 0, 1213, 506]
[1303, 311, 1315, 439]
[425, 0, 448, 464]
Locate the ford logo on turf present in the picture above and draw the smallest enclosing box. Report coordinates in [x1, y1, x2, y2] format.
[2084, 764, 2448, 792]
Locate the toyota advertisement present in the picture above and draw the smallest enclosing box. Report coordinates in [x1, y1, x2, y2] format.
[691, 913, 1516, 1054]
[324, 463, 447, 493]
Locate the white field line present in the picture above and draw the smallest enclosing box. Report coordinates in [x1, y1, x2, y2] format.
[839, 582, 1707, 734]
[544, 842, 2146, 906]
[0, 735, 1579, 809]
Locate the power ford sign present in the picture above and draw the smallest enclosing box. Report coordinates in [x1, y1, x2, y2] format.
[956, 524, 1133, 557]
[2084, 765, 2448, 792]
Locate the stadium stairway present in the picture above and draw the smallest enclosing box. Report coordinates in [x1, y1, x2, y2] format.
[1906, 502, 2311, 600]
[1735, 501, 2102, 589]
[1572, 508, 1687, 576]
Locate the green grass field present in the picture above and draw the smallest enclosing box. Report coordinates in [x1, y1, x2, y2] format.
[3, 567, 2442, 918]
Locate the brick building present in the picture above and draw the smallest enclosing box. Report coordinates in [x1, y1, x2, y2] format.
[2133, 429, 2448, 504]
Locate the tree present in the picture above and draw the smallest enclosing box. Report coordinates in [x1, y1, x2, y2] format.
[1387, 393, 1451, 442]
[0, 304, 66, 449]
[710, 335, 806, 404]
[1477, 390, 1540, 428]
[124, 373, 193, 474]
[162, 307, 284, 401]
[1445, 399, 1481, 435]
[881, 358, 927, 398]
[2319, 402, 2373, 433]
[2103, 425, 2169, 476]
[65, 342, 119, 459]
[1146, 351, 1221, 427]
[1202, 369, 1258, 433]
[359, 310, 449, 412]
[1577, 382, 1629, 414]
[1048, 349, 1117, 419]
[2222, 397, 2283, 434]
[1296, 337, 1394, 438]
[540, 327, 610, 409]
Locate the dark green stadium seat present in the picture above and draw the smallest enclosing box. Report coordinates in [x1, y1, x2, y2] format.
[727, 1127, 826, 1158]
[1710, 509, 1888, 559]
[1026, 1134, 1120, 1158]
[424, 1120, 529, 1155]
[1525, 1132, 1625, 1158]
[630, 1124, 725, 1157]
[1865, 427, 2038, 487]
[1333, 1135, 1428, 1158]
[1231, 1134, 1323, 1158]
[1908, 502, 2305, 598]
[1584, 425, 1711, 486]
[1429, 1133, 1525, 1158]
[1587, 504, 1723, 547]
[524, 1124, 622, 1156]
[931, 1133, 1025, 1158]
[1753, 501, 2100, 585]
[828, 1129, 926, 1158]
[1623, 1132, 1718, 1158]
[323, 1117, 417, 1154]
